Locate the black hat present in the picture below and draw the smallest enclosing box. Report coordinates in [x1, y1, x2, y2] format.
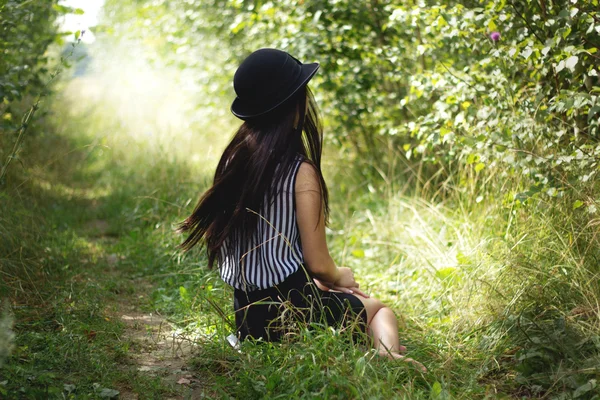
[231, 48, 319, 120]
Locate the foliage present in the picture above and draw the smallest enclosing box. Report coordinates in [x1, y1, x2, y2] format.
[0, 0, 66, 375]
[0, 1, 75, 184]
[0, 1, 60, 104]
[109, 0, 600, 195]
[247, 0, 598, 198]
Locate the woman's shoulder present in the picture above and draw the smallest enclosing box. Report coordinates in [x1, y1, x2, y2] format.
[295, 159, 320, 193]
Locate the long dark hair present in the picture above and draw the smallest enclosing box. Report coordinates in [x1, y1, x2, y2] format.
[178, 86, 329, 268]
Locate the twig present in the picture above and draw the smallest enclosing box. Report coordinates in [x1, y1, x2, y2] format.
[15, 0, 35, 8]
[508, 1, 546, 45]
[437, 61, 484, 93]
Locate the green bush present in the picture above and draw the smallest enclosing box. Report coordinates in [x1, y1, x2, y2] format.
[112, 0, 599, 194]
[0, 1, 60, 104]
[0, 1, 66, 185]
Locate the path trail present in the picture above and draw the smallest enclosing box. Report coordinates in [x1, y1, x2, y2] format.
[115, 307, 199, 399]
[88, 220, 207, 399]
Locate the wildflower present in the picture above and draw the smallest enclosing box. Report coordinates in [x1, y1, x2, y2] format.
[490, 31, 501, 42]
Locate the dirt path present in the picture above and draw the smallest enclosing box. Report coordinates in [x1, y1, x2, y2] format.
[88, 221, 208, 399]
[117, 310, 196, 399]
[109, 270, 207, 399]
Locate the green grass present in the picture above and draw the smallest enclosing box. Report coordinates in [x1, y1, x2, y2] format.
[0, 93, 190, 397]
[0, 196, 178, 399]
[1, 53, 600, 400]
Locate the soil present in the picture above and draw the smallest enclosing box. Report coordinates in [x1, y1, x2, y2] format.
[109, 272, 208, 399]
[90, 221, 211, 399]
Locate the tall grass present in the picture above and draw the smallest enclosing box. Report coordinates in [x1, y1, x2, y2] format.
[327, 145, 600, 395]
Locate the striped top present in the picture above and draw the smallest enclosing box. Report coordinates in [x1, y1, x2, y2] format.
[218, 157, 305, 291]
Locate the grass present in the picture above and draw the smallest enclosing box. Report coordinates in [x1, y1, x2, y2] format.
[1, 43, 600, 399]
[0, 141, 181, 398]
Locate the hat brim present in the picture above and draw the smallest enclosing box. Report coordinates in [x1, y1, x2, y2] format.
[231, 62, 319, 120]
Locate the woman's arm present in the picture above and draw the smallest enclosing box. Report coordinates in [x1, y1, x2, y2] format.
[295, 162, 359, 290]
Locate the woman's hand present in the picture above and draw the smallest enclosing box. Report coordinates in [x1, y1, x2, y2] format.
[331, 284, 369, 298]
[314, 268, 370, 298]
[313, 278, 332, 292]
[334, 267, 358, 288]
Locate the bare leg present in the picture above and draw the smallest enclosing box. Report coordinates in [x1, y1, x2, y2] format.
[356, 296, 427, 372]
[370, 306, 402, 352]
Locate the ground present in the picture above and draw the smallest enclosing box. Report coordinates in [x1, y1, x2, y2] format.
[90, 221, 209, 399]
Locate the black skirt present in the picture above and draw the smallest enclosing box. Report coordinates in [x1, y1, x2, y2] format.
[233, 266, 368, 342]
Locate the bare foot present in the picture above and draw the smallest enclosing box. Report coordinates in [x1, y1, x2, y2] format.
[377, 349, 427, 373]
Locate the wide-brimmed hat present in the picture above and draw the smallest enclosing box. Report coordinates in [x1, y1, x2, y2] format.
[231, 48, 319, 120]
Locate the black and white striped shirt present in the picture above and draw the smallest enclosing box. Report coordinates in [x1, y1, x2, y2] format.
[218, 157, 305, 291]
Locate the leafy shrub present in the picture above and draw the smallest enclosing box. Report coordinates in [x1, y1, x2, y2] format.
[0, 1, 65, 184]
[0, 1, 60, 104]
[111, 0, 599, 195]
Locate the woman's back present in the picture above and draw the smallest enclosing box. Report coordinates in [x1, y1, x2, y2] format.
[219, 156, 305, 291]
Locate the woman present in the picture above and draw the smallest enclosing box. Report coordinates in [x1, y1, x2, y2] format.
[179, 48, 425, 372]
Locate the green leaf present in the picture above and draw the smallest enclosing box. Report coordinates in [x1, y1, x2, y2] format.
[574, 379, 597, 398]
[179, 286, 189, 301]
[514, 192, 530, 204]
[436, 267, 456, 280]
[475, 162, 485, 172]
[437, 16, 448, 28]
[466, 154, 479, 164]
[52, 4, 72, 13]
[312, 10, 323, 24]
[565, 55, 579, 72]
[541, 46, 551, 56]
[521, 47, 533, 59]
[63, 384, 76, 393]
[573, 200, 584, 210]
[351, 249, 365, 258]
[354, 356, 367, 376]
[589, 105, 600, 122]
